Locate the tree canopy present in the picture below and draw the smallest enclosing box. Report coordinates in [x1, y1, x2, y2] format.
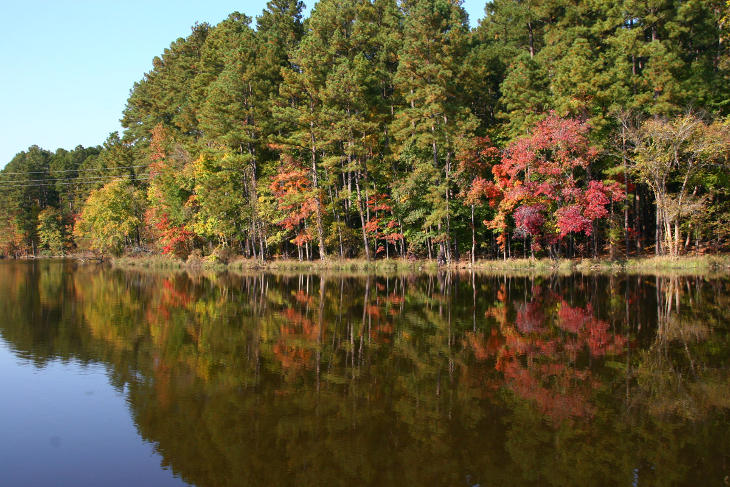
[2, 0, 730, 260]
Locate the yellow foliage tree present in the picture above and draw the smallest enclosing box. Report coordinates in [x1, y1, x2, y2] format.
[74, 180, 146, 256]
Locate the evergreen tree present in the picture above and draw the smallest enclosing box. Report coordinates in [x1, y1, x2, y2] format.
[391, 0, 477, 262]
[121, 23, 210, 147]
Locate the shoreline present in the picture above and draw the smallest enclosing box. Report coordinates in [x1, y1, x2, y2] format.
[107, 254, 730, 276]
[7, 253, 730, 276]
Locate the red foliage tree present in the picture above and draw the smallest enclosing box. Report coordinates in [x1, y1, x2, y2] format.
[145, 124, 195, 258]
[270, 155, 318, 254]
[365, 193, 403, 258]
[477, 115, 624, 254]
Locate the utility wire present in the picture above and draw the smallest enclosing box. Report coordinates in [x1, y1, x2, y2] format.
[0, 176, 150, 189]
[0, 174, 144, 184]
[0, 165, 148, 176]
[0, 175, 149, 185]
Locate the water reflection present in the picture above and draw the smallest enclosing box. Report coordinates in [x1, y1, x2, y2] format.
[0, 261, 728, 486]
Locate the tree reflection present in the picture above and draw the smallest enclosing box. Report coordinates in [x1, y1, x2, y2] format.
[0, 262, 728, 486]
[489, 286, 628, 423]
[632, 276, 730, 420]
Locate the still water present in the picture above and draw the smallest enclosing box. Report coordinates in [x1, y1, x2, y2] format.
[0, 260, 728, 486]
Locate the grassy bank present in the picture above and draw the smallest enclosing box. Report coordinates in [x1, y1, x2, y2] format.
[112, 255, 187, 270]
[574, 254, 730, 274]
[112, 255, 433, 273]
[108, 253, 730, 276]
[470, 255, 730, 275]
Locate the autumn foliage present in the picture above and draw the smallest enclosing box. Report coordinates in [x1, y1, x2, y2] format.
[365, 194, 404, 255]
[270, 156, 318, 250]
[479, 115, 624, 251]
[145, 124, 195, 258]
[476, 285, 628, 423]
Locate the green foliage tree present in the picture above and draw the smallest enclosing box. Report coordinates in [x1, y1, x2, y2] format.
[74, 180, 146, 256]
[391, 0, 477, 263]
[37, 207, 68, 254]
[0, 146, 55, 254]
[628, 113, 730, 256]
[121, 23, 210, 147]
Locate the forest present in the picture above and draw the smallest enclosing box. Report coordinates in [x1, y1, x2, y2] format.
[1, 0, 730, 263]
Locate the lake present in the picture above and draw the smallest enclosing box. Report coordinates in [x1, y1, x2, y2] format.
[0, 260, 728, 486]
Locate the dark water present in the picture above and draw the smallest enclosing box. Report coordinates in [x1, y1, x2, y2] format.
[1, 261, 729, 487]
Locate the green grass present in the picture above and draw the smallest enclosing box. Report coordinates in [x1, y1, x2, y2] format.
[109, 253, 730, 277]
[461, 254, 730, 275]
[228, 257, 433, 272]
[622, 254, 730, 273]
[112, 255, 185, 270]
[630, 254, 729, 268]
[568, 254, 730, 276]
[467, 257, 574, 272]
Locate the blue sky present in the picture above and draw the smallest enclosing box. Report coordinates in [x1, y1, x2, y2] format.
[0, 1, 486, 168]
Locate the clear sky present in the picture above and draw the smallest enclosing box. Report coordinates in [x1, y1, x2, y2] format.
[0, 1, 487, 169]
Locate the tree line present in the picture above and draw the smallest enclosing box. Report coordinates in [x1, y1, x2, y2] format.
[2, 0, 730, 261]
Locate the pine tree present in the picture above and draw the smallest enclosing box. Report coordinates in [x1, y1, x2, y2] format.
[392, 0, 477, 262]
[121, 23, 210, 147]
[196, 16, 264, 255]
[255, 0, 305, 139]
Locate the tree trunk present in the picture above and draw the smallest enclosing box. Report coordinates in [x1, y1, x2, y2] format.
[471, 204, 475, 266]
[437, 222, 446, 265]
[674, 220, 681, 257]
[328, 184, 343, 258]
[445, 150, 452, 264]
[310, 124, 326, 261]
[355, 170, 370, 261]
[427, 231, 433, 260]
[623, 160, 630, 257]
[655, 202, 661, 256]
[258, 222, 266, 262]
[609, 201, 615, 260]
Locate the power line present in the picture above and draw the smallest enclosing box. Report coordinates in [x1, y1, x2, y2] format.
[0, 176, 150, 189]
[0, 175, 149, 185]
[0, 180, 149, 190]
[0, 174, 145, 184]
[0, 165, 148, 176]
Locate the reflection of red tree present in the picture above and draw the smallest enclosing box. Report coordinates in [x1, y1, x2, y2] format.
[370, 322, 393, 344]
[293, 290, 314, 306]
[366, 305, 381, 319]
[496, 284, 507, 303]
[465, 329, 504, 362]
[515, 301, 546, 334]
[280, 308, 320, 340]
[368, 305, 394, 344]
[475, 292, 626, 423]
[558, 301, 627, 356]
[363, 291, 403, 344]
[497, 353, 596, 422]
[152, 355, 172, 410]
[146, 279, 195, 342]
[272, 342, 312, 375]
[273, 307, 321, 377]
